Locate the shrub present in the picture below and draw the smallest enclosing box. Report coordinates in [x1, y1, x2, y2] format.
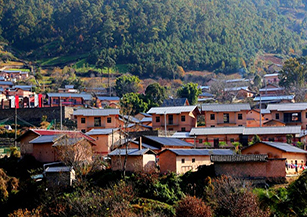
[176, 195, 212, 217]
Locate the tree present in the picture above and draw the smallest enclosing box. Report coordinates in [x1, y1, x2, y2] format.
[120, 93, 148, 116]
[96, 55, 116, 96]
[250, 135, 261, 145]
[177, 83, 201, 105]
[115, 74, 141, 98]
[145, 83, 167, 108]
[176, 195, 212, 217]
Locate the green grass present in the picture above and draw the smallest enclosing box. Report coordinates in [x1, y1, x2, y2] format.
[8, 68, 30, 72]
[37, 53, 89, 66]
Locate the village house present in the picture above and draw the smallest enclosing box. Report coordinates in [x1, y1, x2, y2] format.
[0, 70, 29, 81]
[58, 85, 79, 93]
[161, 98, 190, 107]
[267, 103, 307, 129]
[108, 148, 156, 172]
[211, 154, 286, 180]
[259, 83, 285, 96]
[97, 96, 120, 108]
[158, 149, 233, 174]
[224, 86, 254, 99]
[0, 81, 13, 89]
[140, 136, 194, 152]
[73, 108, 122, 132]
[253, 95, 295, 104]
[86, 128, 120, 155]
[242, 141, 307, 175]
[190, 126, 301, 147]
[147, 105, 200, 132]
[17, 129, 95, 158]
[47, 93, 92, 107]
[44, 166, 76, 187]
[264, 73, 280, 84]
[201, 103, 251, 127]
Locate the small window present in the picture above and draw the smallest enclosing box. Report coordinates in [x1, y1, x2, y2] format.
[169, 128, 173, 131]
[192, 158, 195, 163]
[94, 117, 101, 126]
[156, 116, 160, 123]
[181, 115, 186, 122]
[269, 138, 274, 142]
[199, 139, 203, 144]
[306, 112, 307, 119]
[211, 125, 215, 127]
[107, 117, 112, 123]
[223, 113, 229, 123]
[210, 114, 215, 120]
[238, 114, 242, 120]
[81, 129, 86, 133]
[181, 127, 186, 132]
[275, 113, 279, 119]
[81, 118, 86, 124]
[238, 125, 242, 126]
[181, 159, 185, 163]
[230, 138, 234, 143]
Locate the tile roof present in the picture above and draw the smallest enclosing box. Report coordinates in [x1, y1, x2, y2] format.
[98, 96, 120, 101]
[161, 98, 189, 107]
[47, 93, 92, 101]
[190, 126, 301, 136]
[224, 86, 249, 91]
[147, 105, 199, 115]
[211, 154, 268, 162]
[108, 148, 155, 156]
[255, 141, 307, 153]
[201, 103, 251, 112]
[130, 141, 159, 150]
[161, 149, 233, 156]
[172, 132, 193, 139]
[259, 87, 285, 91]
[52, 137, 84, 147]
[140, 117, 152, 122]
[0, 81, 13, 86]
[267, 103, 307, 111]
[254, 95, 294, 102]
[73, 108, 120, 116]
[28, 129, 95, 141]
[29, 134, 63, 144]
[86, 128, 118, 135]
[143, 136, 194, 147]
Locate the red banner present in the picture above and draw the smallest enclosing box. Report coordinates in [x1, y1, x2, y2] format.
[15, 95, 19, 109]
[38, 94, 42, 108]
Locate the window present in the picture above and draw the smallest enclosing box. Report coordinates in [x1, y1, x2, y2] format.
[81, 129, 86, 133]
[211, 125, 215, 127]
[230, 138, 234, 143]
[210, 114, 215, 120]
[107, 117, 112, 123]
[269, 138, 275, 142]
[199, 139, 203, 144]
[181, 115, 186, 122]
[238, 114, 242, 120]
[284, 112, 301, 123]
[156, 116, 160, 122]
[81, 118, 85, 124]
[168, 115, 173, 124]
[275, 113, 279, 119]
[94, 117, 101, 126]
[192, 158, 195, 163]
[306, 112, 307, 119]
[169, 128, 173, 131]
[238, 125, 242, 126]
[181, 127, 186, 132]
[181, 159, 185, 163]
[223, 113, 229, 123]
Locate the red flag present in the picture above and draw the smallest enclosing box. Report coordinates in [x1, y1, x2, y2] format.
[15, 95, 19, 109]
[38, 94, 42, 108]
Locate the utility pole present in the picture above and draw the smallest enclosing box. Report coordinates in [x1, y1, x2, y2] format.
[164, 111, 167, 137]
[60, 97, 63, 130]
[259, 94, 262, 127]
[14, 107, 17, 147]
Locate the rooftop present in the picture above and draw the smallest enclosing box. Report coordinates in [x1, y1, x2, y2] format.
[251, 141, 307, 154]
[73, 108, 120, 116]
[267, 103, 307, 111]
[47, 93, 92, 101]
[147, 105, 199, 115]
[86, 128, 118, 135]
[211, 154, 268, 162]
[143, 136, 194, 147]
[108, 148, 155, 156]
[29, 134, 63, 144]
[161, 149, 233, 156]
[201, 103, 251, 112]
[161, 98, 189, 107]
[254, 95, 294, 102]
[45, 166, 73, 173]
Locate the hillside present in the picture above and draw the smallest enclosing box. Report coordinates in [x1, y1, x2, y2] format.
[0, 0, 306, 78]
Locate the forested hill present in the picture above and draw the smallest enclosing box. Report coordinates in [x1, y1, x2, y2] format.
[0, 0, 305, 77]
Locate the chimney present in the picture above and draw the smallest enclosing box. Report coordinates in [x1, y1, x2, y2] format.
[139, 137, 142, 150]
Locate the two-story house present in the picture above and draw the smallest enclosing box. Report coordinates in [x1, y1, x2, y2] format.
[201, 103, 251, 127]
[47, 93, 92, 107]
[147, 105, 200, 132]
[267, 103, 307, 129]
[73, 108, 122, 132]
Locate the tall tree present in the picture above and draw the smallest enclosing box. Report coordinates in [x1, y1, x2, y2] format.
[120, 92, 148, 116]
[145, 83, 167, 108]
[177, 83, 202, 105]
[115, 74, 141, 98]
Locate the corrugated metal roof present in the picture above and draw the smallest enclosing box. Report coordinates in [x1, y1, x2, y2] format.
[224, 86, 249, 91]
[259, 141, 307, 153]
[45, 166, 73, 173]
[161, 98, 189, 107]
[190, 127, 245, 135]
[47, 93, 92, 101]
[73, 108, 120, 116]
[0, 81, 13, 85]
[13, 85, 33, 90]
[201, 103, 251, 112]
[211, 154, 268, 162]
[52, 137, 83, 147]
[144, 136, 194, 147]
[267, 103, 307, 111]
[130, 141, 160, 150]
[86, 128, 118, 135]
[172, 132, 193, 139]
[147, 105, 198, 114]
[254, 95, 294, 101]
[29, 134, 63, 144]
[199, 92, 214, 97]
[190, 126, 301, 136]
[244, 126, 301, 135]
[140, 117, 152, 122]
[259, 87, 284, 91]
[108, 148, 155, 156]
[164, 149, 233, 156]
[264, 73, 279, 77]
[98, 96, 120, 101]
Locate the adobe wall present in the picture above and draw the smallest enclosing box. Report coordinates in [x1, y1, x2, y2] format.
[159, 151, 177, 174]
[0, 107, 74, 126]
[266, 158, 286, 178]
[214, 162, 267, 178]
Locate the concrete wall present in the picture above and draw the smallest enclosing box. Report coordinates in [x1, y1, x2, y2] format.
[204, 111, 248, 127]
[92, 132, 120, 155]
[175, 155, 211, 174]
[76, 115, 123, 131]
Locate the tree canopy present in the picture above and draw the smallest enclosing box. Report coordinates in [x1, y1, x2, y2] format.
[145, 83, 167, 107]
[115, 74, 141, 98]
[177, 83, 201, 105]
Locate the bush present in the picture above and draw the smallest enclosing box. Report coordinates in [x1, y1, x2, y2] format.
[176, 195, 212, 217]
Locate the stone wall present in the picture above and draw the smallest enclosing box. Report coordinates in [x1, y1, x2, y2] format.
[0, 106, 74, 126]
